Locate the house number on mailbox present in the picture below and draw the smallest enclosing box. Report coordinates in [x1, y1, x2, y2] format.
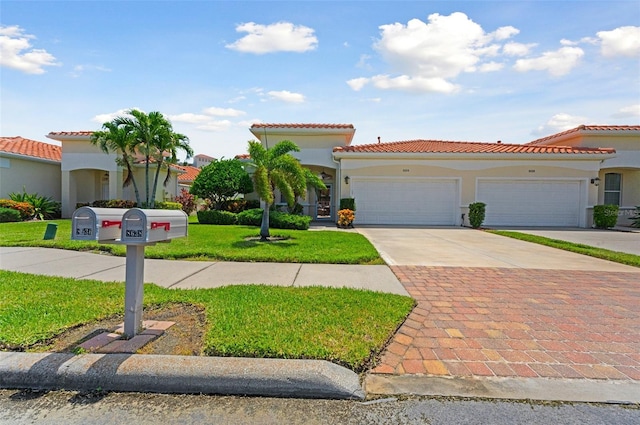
[126, 229, 143, 238]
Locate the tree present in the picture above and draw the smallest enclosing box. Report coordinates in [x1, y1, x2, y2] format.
[91, 121, 142, 205]
[190, 159, 253, 209]
[96, 109, 193, 208]
[247, 139, 324, 241]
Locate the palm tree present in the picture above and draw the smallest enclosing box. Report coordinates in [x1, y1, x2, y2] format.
[114, 110, 192, 208]
[248, 139, 316, 241]
[90, 121, 142, 206]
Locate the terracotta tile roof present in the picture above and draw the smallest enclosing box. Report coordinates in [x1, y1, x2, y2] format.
[194, 153, 215, 160]
[173, 165, 201, 183]
[250, 123, 354, 129]
[527, 125, 640, 145]
[333, 139, 615, 155]
[234, 153, 251, 160]
[47, 131, 95, 137]
[0, 136, 62, 162]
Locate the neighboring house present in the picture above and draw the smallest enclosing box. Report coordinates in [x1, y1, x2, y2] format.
[46, 131, 184, 217]
[249, 124, 639, 228]
[193, 154, 215, 168]
[0, 136, 62, 201]
[174, 164, 201, 192]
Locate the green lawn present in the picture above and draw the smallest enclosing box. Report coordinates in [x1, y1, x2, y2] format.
[0, 270, 414, 372]
[487, 230, 640, 268]
[0, 220, 384, 264]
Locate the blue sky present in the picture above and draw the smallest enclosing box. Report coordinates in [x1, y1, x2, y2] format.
[2, 0, 639, 160]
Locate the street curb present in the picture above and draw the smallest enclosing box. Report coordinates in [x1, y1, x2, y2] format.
[365, 374, 640, 404]
[0, 352, 365, 400]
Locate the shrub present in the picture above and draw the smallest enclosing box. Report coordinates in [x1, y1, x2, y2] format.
[197, 210, 238, 225]
[337, 209, 355, 228]
[270, 210, 311, 230]
[468, 202, 486, 229]
[154, 201, 183, 210]
[9, 190, 60, 220]
[632, 206, 640, 228]
[339, 198, 356, 211]
[175, 188, 197, 215]
[91, 199, 136, 209]
[0, 207, 21, 222]
[593, 205, 619, 229]
[236, 208, 311, 230]
[237, 208, 262, 226]
[0, 199, 34, 220]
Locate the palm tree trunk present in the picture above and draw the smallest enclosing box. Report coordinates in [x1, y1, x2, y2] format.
[150, 159, 163, 209]
[260, 203, 270, 241]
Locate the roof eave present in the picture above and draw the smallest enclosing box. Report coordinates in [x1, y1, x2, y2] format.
[0, 151, 61, 165]
[332, 151, 616, 160]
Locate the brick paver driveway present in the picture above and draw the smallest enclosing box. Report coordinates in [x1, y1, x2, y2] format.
[372, 267, 640, 380]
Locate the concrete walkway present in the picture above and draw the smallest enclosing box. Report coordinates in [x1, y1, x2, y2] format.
[0, 247, 408, 295]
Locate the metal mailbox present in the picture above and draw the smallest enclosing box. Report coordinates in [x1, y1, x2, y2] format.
[71, 207, 128, 241]
[120, 208, 188, 244]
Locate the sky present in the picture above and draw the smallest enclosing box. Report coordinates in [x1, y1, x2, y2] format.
[2, 0, 639, 161]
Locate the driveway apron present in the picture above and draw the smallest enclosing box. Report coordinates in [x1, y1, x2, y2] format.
[358, 227, 640, 382]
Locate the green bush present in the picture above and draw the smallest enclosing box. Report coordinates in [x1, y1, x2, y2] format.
[270, 210, 312, 230]
[340, 198, 356, 211]
[237, 208, 262, 226]
[0, 207, 21, 222]
[0, 199, 34, 220]
[468, 202, 486, 229]
[154, 201, 183, 210]
[90, 199, 137, 209]
[593, 205, 619, 229]
[235, 208, 311, 230]
[197, 210, 238, 225]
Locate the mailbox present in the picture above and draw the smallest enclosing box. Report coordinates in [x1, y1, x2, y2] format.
[120, 208, 188, 244]
[71, 207, 128, 241]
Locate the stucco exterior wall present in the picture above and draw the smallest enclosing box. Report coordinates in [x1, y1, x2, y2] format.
[0, 156, 61, 201]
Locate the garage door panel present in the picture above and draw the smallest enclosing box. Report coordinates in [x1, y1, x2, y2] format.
[352, 179, 458, 225]
[478, 180, 580, 227]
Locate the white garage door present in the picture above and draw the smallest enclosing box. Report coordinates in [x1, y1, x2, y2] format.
[351, 178, 458, 225]
[477, 180, 581, 227]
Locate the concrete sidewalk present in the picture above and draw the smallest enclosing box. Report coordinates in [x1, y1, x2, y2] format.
[0, 247, 408, 295]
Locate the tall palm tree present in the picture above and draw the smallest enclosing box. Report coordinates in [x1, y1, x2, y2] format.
[247, 139, 318, 241]
[114, 109, 192, 208]
[90, 121, 142, 205]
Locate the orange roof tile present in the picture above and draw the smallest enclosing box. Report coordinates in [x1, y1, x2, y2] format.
[234, 153, 251, 160]
[333, 139, 615, 155]
[0, 136, 62, 162]
[173, 165, 201, 183]
[47, 131, 95, 138]
[527, 125, 640, 145]
[251, 123, 354, 129]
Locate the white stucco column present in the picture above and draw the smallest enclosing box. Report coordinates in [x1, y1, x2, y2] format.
[109, 170, 122, 200]
[61, 170, 77, 218]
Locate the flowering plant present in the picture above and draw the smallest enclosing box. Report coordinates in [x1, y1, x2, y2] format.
[337, 208, 355, 228]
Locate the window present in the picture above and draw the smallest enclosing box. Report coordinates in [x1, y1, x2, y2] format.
[604, 173, 621, 205]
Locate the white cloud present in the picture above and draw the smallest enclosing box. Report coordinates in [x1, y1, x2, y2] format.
[478, 61, 503, 72]
[225, 21, 318, 54]
[0, 25, 60, 74]
[267, 90, 305, 103]
[597, 26, 640, 57]
[514, 46, 584, 76]
[168, 113, 212, 124]
[195, 120, 232, 131]
[612, 104, 640, 118]
[349, 12, 520, 94]
[503, 42, 537, 56]
[92, 108, 141, 124]
[202, 107, 246, 117]
[69, 64, 111, 78]
[533, 113, 588, 135]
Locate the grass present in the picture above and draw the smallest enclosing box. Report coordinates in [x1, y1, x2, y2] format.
[0, 270, 414, 372]
[487, 230, 640, 268]
[0, 219, 384, 265]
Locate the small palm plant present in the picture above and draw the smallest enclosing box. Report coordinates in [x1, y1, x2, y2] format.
[9, 189, 60, 220]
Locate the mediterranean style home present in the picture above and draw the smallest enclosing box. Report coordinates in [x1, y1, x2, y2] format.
[1, 125, 638, 227]
[249, 124, 639, 228]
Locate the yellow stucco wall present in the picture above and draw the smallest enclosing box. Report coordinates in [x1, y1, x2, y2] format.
[0, 156, 61, 201]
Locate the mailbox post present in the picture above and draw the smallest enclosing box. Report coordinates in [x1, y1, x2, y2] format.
[71, 207, 188, 339]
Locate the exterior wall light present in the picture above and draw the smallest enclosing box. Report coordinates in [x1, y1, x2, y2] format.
[590, 177, 600, 186]
[344, 176, 350, 184]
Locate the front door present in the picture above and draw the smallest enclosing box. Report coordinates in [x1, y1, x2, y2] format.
[316, 185, 332, 220]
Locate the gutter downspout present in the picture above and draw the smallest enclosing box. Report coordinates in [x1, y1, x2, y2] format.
[332, 152, 342, 223]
